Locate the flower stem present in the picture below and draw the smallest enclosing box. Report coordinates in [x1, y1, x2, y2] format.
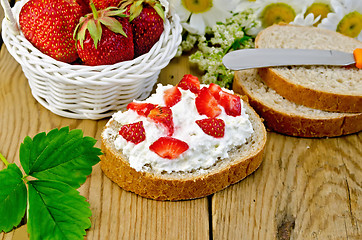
[0, 152, 9, 166]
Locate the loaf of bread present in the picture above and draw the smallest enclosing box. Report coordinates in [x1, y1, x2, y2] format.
[233, 69, 362, 137]
[100, 81, 267, 200]
[255, 24, 362, 113]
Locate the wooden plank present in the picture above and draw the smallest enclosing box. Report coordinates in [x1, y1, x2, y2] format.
[0, 45, 210, 240]
[212, 132, 361, 239]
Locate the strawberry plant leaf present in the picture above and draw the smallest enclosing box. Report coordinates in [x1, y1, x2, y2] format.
[0, 163, 27, 233]
[20, 127, 101, 189]
[28, 180, 91, 240]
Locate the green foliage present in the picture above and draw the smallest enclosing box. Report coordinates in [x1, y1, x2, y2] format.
[0, 127, 102, 239]
[0, 164, 27, 232]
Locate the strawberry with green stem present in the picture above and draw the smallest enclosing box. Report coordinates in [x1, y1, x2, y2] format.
[74, 1, 134, 65]
[121, 0, 165, 57]
[19, 0, 85, 63]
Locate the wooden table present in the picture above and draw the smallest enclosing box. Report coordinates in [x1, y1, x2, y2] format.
[0, 36, 361, 239]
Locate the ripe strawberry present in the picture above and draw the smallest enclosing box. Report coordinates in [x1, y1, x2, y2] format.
[19, 0, 84, 63]
[208, 83, 222, 101]
[121, 0, 165, 57]
[127, 102, 157, 117]
[164, 86, 181, 107]
[218, 91, 241, 117]
[177, 74, 201, 94]
[149, 137, 189, 159]
[195, 87, 221, 118]
[92, 0, 121, 9]
[76, 0, 92, 14]
[147, 106, 174, 136]
[196, 118, 225, 138]
[119, 121, 146, 144]
[74, 3, 134, 66]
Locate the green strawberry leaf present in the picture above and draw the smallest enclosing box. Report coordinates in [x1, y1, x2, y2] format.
[0, 163, 27, 233]
[99, 16, 127, 37]
[28, 180, 91, 240]
[20, 127, 101, 189]
[88, 19, 103, 49]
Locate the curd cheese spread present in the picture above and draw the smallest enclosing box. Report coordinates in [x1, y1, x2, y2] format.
[103, 84, 254, 173]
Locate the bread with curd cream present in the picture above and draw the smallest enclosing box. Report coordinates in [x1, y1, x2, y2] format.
[100, 78, 266, 201]
[255, 24, 362, 113]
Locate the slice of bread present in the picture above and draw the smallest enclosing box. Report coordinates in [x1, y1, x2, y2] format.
[100, 102, 266, 201]
[233, 69, 362, 137]
[255, 24, 362, 113]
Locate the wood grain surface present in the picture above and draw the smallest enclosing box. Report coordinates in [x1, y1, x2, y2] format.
[0, 31, 361, 240]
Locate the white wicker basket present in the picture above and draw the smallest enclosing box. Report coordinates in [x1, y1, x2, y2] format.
[1, 0, 182, 119]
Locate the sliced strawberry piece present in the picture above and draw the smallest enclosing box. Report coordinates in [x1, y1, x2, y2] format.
[219, 91, 242, 117]
[177, 74, 200, 94]
[119, 121, 146, 144]
[195, 87, 222, 118]
[149, 137, 189, 159]
[196, 118, 225, 138]
[164, 86, 182, 107]
[127, 102, 157, 117]
[147, 106, 174, 136]
[208, 83, 222, 101]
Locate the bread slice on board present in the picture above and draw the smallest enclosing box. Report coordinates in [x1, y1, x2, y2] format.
[255, 24, 362, 113]
[100, 103, 266, 201]
[233, 69, 362, 137]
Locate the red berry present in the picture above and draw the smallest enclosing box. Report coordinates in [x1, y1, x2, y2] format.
[127, 102, 157, 117]
[76, 16, 134, 66]
[177, 74, 201, 94]
[92, 0, 120, 9]
[74, 5, 134, 66]
[147, 106, 174, 136]
[218, 91, 241, 117]
[164, 86, 182, 107]
[149, 137, 189, 159]
[119, 121, 146, 144]
[208, 83, 222, 101]
[195, 87, 221, 118]
[129, 4, 165, 57]
[19, 0, 84, 63]
[195, 118, 225, 138]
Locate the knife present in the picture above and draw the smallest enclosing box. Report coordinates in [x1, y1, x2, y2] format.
[222, 48, 362, 70]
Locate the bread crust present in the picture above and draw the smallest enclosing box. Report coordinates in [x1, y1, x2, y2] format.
[100, 104, 266, 201]
[255, 24, 362, 113]
[233, 71, 362, 138]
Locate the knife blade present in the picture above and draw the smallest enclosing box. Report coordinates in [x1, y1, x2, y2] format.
[222, 48, 361, 70]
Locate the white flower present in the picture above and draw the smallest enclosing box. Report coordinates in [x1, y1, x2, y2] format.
[318, 0, 362, 41]
[250, 0, 305, 28]
[290, 0, 333, 27]
[235, 0, 258, 12]
[170, 0, 239, 35]
[291, 13, 321, 26]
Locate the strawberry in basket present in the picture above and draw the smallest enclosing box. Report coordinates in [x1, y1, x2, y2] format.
[19, 0, 86, 63]
[92, 0, 121, 9]
[120, 0, 165, 57]
[74, 2, 134, 66]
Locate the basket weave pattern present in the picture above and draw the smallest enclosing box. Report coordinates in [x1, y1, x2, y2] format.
[2, 0, 182, 119]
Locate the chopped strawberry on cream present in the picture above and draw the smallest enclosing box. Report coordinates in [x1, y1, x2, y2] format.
[103, 75, 254, 173]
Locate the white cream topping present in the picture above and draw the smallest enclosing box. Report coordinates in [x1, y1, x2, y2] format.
[103, 84, 254, 173]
